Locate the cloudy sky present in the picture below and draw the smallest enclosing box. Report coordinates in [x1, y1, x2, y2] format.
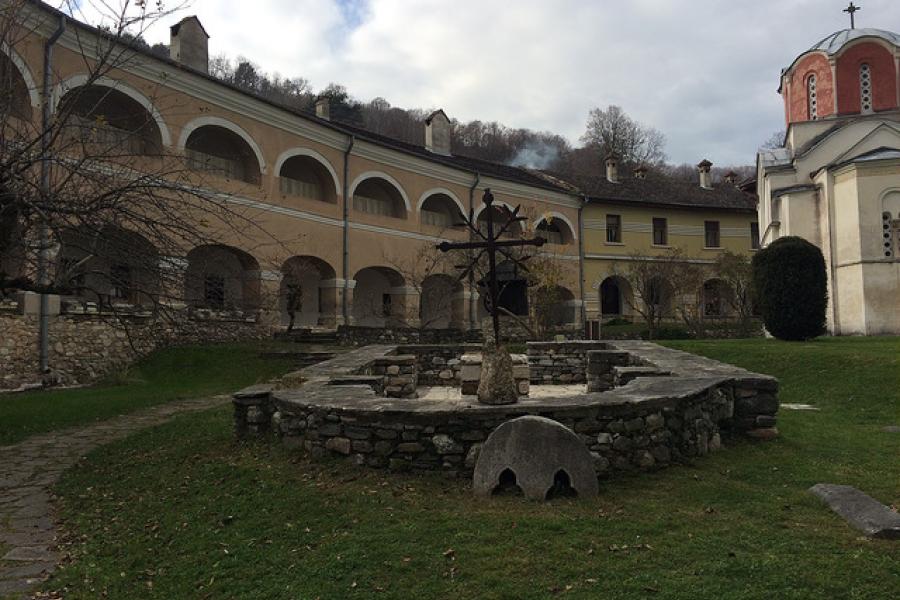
[62, 0, 900, 166]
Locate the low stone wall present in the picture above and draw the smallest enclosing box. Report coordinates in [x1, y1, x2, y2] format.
[396, 344, 477, 386]
[1, 308, 268, 390]
[233, 341, 780, 479]
[337, 326, 480, 346]
[527, 341, 609, 384]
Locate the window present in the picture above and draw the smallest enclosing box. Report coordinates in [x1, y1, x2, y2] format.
[381, 293, 392, 317]
[807, 74, 818, 120]
[204, 274, 225, 309]
[704, 221, 721, 248]
[110, 264, 132, 300]
[750, 222, 760, 250]
[882, 211, 900, 258]
[422, 209, 452, 227]
[652, 218, 668, 246]
[537, 221, 565, 245]
[606, 214, 621, 243]
[860, 63, 872, 113]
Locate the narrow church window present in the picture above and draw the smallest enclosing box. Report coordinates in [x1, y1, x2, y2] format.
[860, 64, 873, 113]
[807, 74, 818, 120]
[884, 211, 900, 258]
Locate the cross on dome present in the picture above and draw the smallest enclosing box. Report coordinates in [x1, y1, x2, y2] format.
[844, 2, 861, 29]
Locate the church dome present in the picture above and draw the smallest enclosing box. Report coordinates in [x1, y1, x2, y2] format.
[808, 28, 900, 55]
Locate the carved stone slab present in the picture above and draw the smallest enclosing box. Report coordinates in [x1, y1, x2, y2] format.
[473, 416, 599, 500]
[810, 483, 900, 539]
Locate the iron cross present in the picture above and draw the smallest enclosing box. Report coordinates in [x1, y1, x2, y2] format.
[844, 2, 860, 29]
[436, 188, 545, 346]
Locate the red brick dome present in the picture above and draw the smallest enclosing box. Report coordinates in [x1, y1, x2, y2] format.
[780, 28, 900, 124]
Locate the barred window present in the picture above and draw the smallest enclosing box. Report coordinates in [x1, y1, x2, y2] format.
[860, 64, 873, 113]
[704, 221, 721, 248]
[807, 74, 818, 120]
[606, 214, 621, 243]
[652, 218, 667, 246]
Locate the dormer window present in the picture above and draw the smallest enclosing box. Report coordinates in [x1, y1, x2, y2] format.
[860, 63, 873, 114]
[807, 74, 818, 120]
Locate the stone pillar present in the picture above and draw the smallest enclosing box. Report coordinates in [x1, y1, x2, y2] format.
[586, 349, 630, 392]
[370, 355, 418, 398]
[567, 299, 585, 332]
[389, 285, 420, 328]
[319, 278, 353, 327]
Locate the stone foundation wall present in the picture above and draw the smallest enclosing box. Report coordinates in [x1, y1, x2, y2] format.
[241, 382, 734, 478]
[337, 326, 480, 346]
[527, 341, 610, 384]
[1, 308, 268, 390]
[396, 344, 478, 386]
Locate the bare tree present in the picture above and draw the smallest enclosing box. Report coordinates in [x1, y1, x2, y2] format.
[581, 105, 667, 166]
[713, 250, 756, 336]
[0, 0, 286, 355]
[760, 130, 786, 150]
[610, 248, 693, 339]
[383, 241, 458, 330]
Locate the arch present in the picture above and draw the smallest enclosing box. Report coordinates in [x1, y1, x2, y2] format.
[701, 278, 734, 319]
[419, 192, 465, 228]
[599, 275, 634, 318]
[348, 171, 410, 212]
[177, 116, 266, 174]
[536, 285, 576, 326]
[0, 43, 40, 110]
[416, 188, 465, 215]
[56, 225, 160, 307]
[273, 148, 341, 198]
[184, 244, 260, 312]
[532, 212, 577, 242]
[280, 256, 337, 329]
[420, 273, 464, 329]
[352, 266, 406, 327]
[53, 75, 172, 146]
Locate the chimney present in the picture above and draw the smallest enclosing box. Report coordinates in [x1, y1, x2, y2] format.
[425, 109, 451, 156]
[723, 170, 738, 185]
[169, 16, 209, 74]
[632, 165, 648, 180]
[698, 159, 713, 189]
[315, 96, 330, 120]
[605, 153, 619, 183]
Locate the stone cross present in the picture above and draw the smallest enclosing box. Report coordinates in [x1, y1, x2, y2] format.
[436, 188, 545, 346]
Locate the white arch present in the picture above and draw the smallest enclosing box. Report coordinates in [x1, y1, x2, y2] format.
[533, 211, 578, 241]
[416, 187, 465, 215]
[348, 171, 411, 212]
[0, 43, 39, 109]
[273, 147, 341, 197]
[880, 188, 900, 215]
[177, 116, 267, 174]
[52, 74, 173, 146]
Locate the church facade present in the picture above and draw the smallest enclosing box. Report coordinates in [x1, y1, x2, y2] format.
[757, 27, 900, 335]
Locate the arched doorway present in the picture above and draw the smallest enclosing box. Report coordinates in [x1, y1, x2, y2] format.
[185, 245, 260, 312]
[58, 85, 163, 155]
[56, 226, 160, 307]
[352, 266, 405, 327]
[279, 256, 337, 329]
[185, 125, 261, 184]
[352, 177, 407, 219]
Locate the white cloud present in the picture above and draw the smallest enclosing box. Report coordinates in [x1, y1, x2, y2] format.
[58, 0, 900, 165]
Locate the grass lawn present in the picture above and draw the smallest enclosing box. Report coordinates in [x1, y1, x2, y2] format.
[0, 342, 298, 446]
[42, 337, 900, 599]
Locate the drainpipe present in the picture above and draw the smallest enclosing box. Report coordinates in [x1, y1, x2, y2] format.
[37, 14, 67, 376]
[468, 171, 480, 331]
[578, 196, 587, 338]
[341, 135, 355, 325]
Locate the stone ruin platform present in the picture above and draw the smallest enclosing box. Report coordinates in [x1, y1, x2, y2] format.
[233, 341, 779, 479]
